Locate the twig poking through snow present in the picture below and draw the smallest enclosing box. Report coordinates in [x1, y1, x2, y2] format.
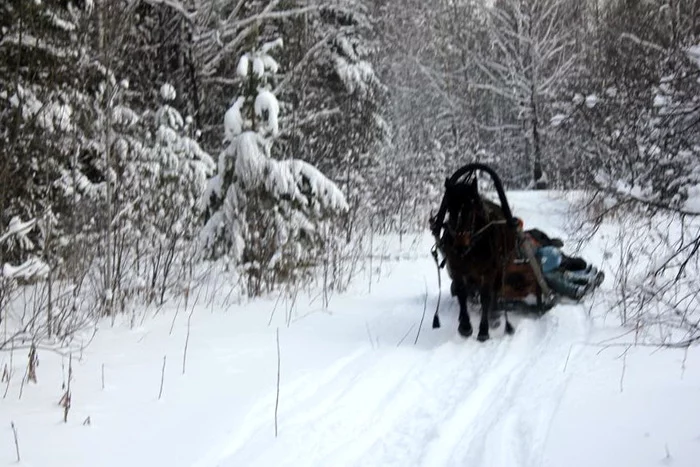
[169, 300, 182, 336]
[563, 344, 575, 373]
[681, 346, 689, 380]
[2, 348, 12, 398]
[275, 328, 281, 438]
[158, 356, 167, 400]
[60, 354, 73, 423]
[101, 363, 105, 391]
[182, 292, 194, 375]
[414, 281, 429, 345]
[286, 289, 299, 328]
[396, 324, 415, 347]
[18, 365, 28, 400]
[619, 345, 631, 393]
[11, 421, 20, 462]
[267, 289, 285, 327]
[365, 322, 375, 349]
[27, 344, 37, 383]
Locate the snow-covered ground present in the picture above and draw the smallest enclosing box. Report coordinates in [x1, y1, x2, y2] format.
[2, 192, 700, 467]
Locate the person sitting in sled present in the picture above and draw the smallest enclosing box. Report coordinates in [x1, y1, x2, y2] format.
[521, 225, 590, 272]
[536, 245, 603, 300]
[513, 217, 603, 300]
[514, 217, 595, 277]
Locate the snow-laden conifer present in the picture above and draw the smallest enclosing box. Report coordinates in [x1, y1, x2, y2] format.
[201, 39, 348, 295]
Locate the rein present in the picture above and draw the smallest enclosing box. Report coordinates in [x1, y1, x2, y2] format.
[452, 218, 508, 250]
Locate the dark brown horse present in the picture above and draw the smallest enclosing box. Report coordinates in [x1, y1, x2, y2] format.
[430, 164, 523, 341]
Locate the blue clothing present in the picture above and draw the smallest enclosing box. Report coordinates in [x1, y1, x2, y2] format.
[536, 246, 598, 299]
[536, 246, 562, 273]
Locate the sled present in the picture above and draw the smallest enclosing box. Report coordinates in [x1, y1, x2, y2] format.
[430, 163, 606, 316]
[429, 163, 557, 315]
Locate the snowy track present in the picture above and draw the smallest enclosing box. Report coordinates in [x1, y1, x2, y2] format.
[199, 298, 590, 467]
[8, 191, 699, 467]
[187, 193, 591, 467]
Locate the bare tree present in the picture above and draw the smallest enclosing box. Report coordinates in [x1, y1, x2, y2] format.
[473, 0, 579, 187]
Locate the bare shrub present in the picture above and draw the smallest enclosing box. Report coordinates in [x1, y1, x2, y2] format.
[570, 191, 700, 347]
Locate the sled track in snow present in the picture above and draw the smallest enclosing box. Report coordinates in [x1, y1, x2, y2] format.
[198, 301, 590, 467]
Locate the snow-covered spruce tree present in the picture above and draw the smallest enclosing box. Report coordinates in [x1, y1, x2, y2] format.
[118, 84, 215, 304]
[558, 0, 700, 205]
[201, 39, 348, 296]
[105, 81, 213, 302]
[0, 0, 98, 266]
[125, 0, 330, 150]
[322, 2, 388, 237]
[274, 1, 388, 236]
[149, 84, 215, 300]
[0, 0, 120, 335]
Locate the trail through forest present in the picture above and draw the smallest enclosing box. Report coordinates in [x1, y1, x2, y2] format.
[3, 192, 699, 467]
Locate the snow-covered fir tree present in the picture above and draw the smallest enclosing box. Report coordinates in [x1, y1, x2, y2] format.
[127, 84, 215, 301]
[0, 0, 96, 266]
[277, 1, 388, 236]
[201, 39, 348, 296]
[60, 78, 215, 309]
[557, 0, 700, 205]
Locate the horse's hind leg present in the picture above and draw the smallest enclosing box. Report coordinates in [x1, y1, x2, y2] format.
[456, 282, 473, 338]
[504, 310, 515, 335]
[477, 286, 492, 342]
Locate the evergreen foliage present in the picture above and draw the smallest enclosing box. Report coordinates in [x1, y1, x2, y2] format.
[201, 39, 348, 296]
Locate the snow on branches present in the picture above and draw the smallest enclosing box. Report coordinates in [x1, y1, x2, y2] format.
[0, 216, 49, 281]
[201, 38, 348, 295]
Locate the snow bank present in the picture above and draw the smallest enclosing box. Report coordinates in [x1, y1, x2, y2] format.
[2, 192, 700, 467]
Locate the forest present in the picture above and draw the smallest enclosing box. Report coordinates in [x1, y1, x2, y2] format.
[1, 0, 700, 351]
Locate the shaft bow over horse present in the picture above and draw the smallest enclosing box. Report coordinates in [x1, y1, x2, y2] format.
[429, 163, 542, 341]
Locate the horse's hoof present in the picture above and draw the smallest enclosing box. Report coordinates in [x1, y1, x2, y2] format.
[505, 322, 515, 335]
[489, 318, 501, 329]
[477, 332, 489, 342]
[458, 323, 473, 338]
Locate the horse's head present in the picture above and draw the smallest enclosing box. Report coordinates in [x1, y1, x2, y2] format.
[444, 177, 485, 243]
[432, 163, 519, 342]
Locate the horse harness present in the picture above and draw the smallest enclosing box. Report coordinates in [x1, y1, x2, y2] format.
[428, 180, 554, 327]
[429, 183, 510, 263]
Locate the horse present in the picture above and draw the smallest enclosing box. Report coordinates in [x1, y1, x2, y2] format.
[430, 164, 523, 341]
